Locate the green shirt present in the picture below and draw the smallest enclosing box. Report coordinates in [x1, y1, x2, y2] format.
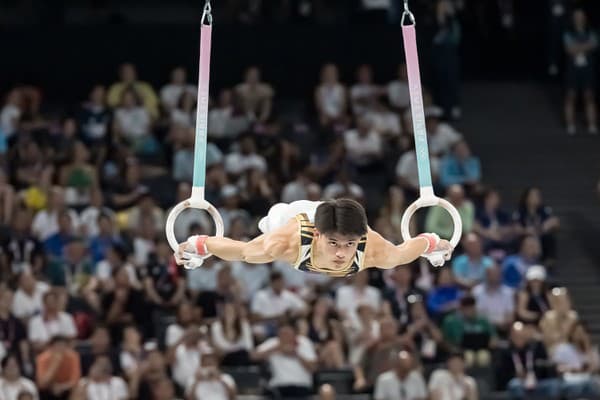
[425, 201, 474, 239]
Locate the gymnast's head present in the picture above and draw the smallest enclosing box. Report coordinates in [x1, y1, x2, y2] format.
[313, 199, 368, 265]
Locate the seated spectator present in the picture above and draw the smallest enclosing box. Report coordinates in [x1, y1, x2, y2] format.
[404, 295, 445, 364]
[540, 287, 579, 355]
[239, 168, 275, 217]
[343, 116, 384, 170]
[79, 325, 120, 376]
[513, 187, 560, 265]
[35, 335, 81, 400]
[195, 265, 244, 318]
[94, 242, 140, 292]
[442, 296, 496, 367]
[78, 85, 111, 159]
[126, 192, 166, 234]
[46, 238, 96, 304]
[298, 296, 345, 369]
[43, 211, 75, 260]
[425, 184, 474, 240]
[516, 265, 551, 324]
[141, 240, 186, 311]
[186, 350, 236, 400]
[28, 291, 77, 351]
[378, 185, 411, 244]
[353, 317, 408, 393]
[428, 351, 478, 400]
[131, 215, 158, 268]
[369, 100, 402, 138]
[234, 66, 274, 123]
[374, 350, 427, 400]
[251, 321, 317, 399]
[382, 266, 426, 325]
[0, 354, 38, 400]
[0, 88, 22, 141]
[208, 88, 250, 142]
[498, 322, 560, 399]
[118, 325, 144, 381]
[172, 326, 209, 390]
[345, 304, 380, 368]
[112, 89, 156, 157]
[59, 141, 98, 210]
[31, 187, 79, 242]
[323, 168, 364, 202]
[11, 270, 49, 320]
[251, 272, 307, 338]
[2, 207, 44, 277]
[107, 63, 159, 118]
[107, 158, 150, 211]
[151, 378, 181, 400]
[315, 63, 349, 131]
[350, 64, 381, 116]
[424, 107, 462, 157]
[473, 265, 515, 336]
[387, 64, 410, 114]
[552, 322, 600, 399]
[224, 135, 267, 178]
[280, 166, 315, 204]
[186, 256, 224, 294]
[165, 301, 203, 358]
[395, 137, 441, 201]
[159, 66, 196, 113]
[230, 257, 270, 302]
[130, 349, 170, 400]
[72, 355, 128, 400]
[88, 213, 119, 264]
[210, 300, 254, 366]
[502, 235, 542, 289]
[0, 291, 30, 373]
[439, 140, 481, 190]
[427, 268, 462, 321]
[169, 91, 196, 129]
[79, 189, 116, 239]
[335, 271, 381, 321]
[473, 188, 515, 254]
[451, 233, 494, 289]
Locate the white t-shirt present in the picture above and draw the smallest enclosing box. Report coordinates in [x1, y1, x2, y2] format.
[374, 370, 427, 400]
[11, 282, 50, 319]
[173, 344, 202, 387]
[208, 107, 233, 138]
[78, 206, 115, 238]
[115, 107, 151, 140]
[362, 0, 391, 9]
[230, 261, 270, 301]
[251, 288, 307, 318]
[160, 83, 197, 111]
[0, 377, 38, 400]
[369, 110, 402, 136]
[323, 182, 364, 200]
[224, 152, 267, 175]
[186, 262, 224, 292]
[31, 209, 80, 241]
[257, 336, 317, 388]
[211, 320, 254, 353]
[428, 124, 462, 156]
[170, 109, 195, 128]
[0, 105, 20, 138]
[350, 84, 380, 115]
[428, 369, 477, 400]
[82, 377, 128, 400]
[335, 284, 382, 318]
[395, 152, 440, 189]
[316, 84, 346, 118]
[472, 284, 515, 325]
[343, 129, 382, 166]
[186, 373, 235, 400]
[28, 312, 77, 344]
[387, 80, 410, 109]
[165, 324, 185, 348]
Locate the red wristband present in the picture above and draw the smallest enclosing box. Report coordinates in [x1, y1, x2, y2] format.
[417, 233, 436, 254]
[195, 235, 209, 256]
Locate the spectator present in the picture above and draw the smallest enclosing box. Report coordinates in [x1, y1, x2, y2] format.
[395, 137, 441, 202]
[0, 290, 30, 374]
[387, 64, 410, 114]
[0, 170, 15, 227]
[172, 326, 208, 390]
[210, 300, 254, 365]
[78, 85, 111, 162]
[540, 287, 579, 355]
[335, 271, 381, 321]
[112, 89, 155, 157]
[425, 184, 474, 240]
[403, 295, 445, 364]
[322, 169, 364, 202]
[374, 350, 427, 400]
[350, 64, 381, 116]
[79, 189, 116, 239]
[343, 116, 384, 169]
[28, 291, 77, 351]
[35, 335, 81, 400]
[369, 100, 402, 138]
[186, 350, 236, 400]
[315, 63, 349, 131]
[498, 322, 560, 399]
[151, 378, 181, 400]
[195, 265, 244, 318]
[234, 66, 274, 123]
[516, 265, 551, 325]
[88, 213, 119, 264]
[423, 107, 462, 157]
[513, 187, 560, 265]
[426, 268, 462, 320]
[159, 66, 196, 113]
[473, 188, 515, 254]
[472, 264, 515, 336]
[0, 89, 22, 140]
[439, 140, 481, 190]
[451, 233, 494, 289]
[502, 235, 542, 289]
[42, 211, 74, 260]
[78, 325, 119, 376]
[345, 304, 380, 368]
[72, 355, 128, 400]
[11, 271, 50, 320]
[0, 354, 38, 400]
[3, 208, 45, 278]
[107, 63, 159, 118]
[441, 295, 496, 367]
[165, 301, 202, 357]
[118, 325, 144, 381]
[377, 186, 411, 244]
[224, 135, 268, 178]
[169, 91, 196, 129]
[252, 321, 317, 398]
[428, 351, 478, 400]
[141, 240, 186, 311]
[563, 9, 597, 135]
[31, 187, 79, 242]
[382, 266, 426, 325]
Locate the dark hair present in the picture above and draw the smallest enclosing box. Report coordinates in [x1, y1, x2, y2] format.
[270, 271, 283, 282]
[0, 353, 18, 370]
[314, 199, 367, 237]
[460, 295, 476, 307]
[446, 350, 465, 362]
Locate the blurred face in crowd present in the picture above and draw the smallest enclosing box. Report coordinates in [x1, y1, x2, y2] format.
[98, 214, 112, 236]
[239, 136, 256, 154]
[270, 275, 284, 294]
[43, 291, 59, 314]
[357, 65, 372, 84]
[123, 326, 141, 347]
[57, 211, 72, 234]
[521, 236, 541, 259]
[114, 267, 131, 288]
[485, 265, 502, 287]
[379, 317, 398, 341]
[460, 300, 477, 319]
[447, 184, 465, 206]
[278, 325, 297, 346]
[73, 141, 90, 163]
[463, 233, 482, 258]
[12, 208, 31, 233]
[90, 326, 111, 352]
[510, 322, 529, 349]
[484, 190, 500, 211]
[453, 141, 471, 160]
[153, 379, 175, 400]
[121, 90, 138, 108]
[229, 217, 248, 240]
[437, 268, 454, 286]
[357, 304, 375, 323]
[50, 187, 65, 210]
[171, 67, 186, 84]
[398, 63, 408, 80]
[306, 183, 321, 201]
[219, 89, 232, 108]
[573, 9, 587, 31]
[120, 63, 137, 83]
[549, 287, 572, 313]
[392, 266, 412, 287]
[319, 384, 336, 400]
[183, 326, 202, 347]
[245, 67, 260, 85]
[65, 241, 87, 264]
[447, 354, 466, 375]
[0, 290, 13, 313]
[89, 356, 112, 381]
[19, 271, 36, 293]
[177, 182, 192, 202]
[321, 64, 339, 84]
[177, 302, 194, 326]
[313, 297, 331, 318]
[2, 356, 20, 381]
[525, 187, 542, 209]
[63, 118, 78, 138]
[395, 351, 413, 378]
[356, 117, 371, 135]
[90, 85, 106, 105]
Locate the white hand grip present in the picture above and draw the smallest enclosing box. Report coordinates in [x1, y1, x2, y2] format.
[165, 193, 224, 270]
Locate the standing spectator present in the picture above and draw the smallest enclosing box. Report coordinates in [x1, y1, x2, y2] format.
[425, 184, 474, 240]
[439, 140, 481, 191]
[428, 351, 478, 400]
[513, 187, 560, 265]
[374, 350, 427, 400]
[234, 66, 274, 123]
[186, 351, 237, 400]
[159, 66, 196, 113]
[431, 0, 462, 119]
[252, 321, 317, 399]
[0, 354, 38, 400]
[451, 233, 494, 289]
[315, 63, 349, 131]
[563, 9, 597, 135]
[35, 336, 81, 400]
[107, 63, 159, 119]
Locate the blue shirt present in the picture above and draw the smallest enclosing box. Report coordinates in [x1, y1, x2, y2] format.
[427, 285, 462, 316]
[452, 254, 494, 283]
[440, 155, 481, 188]
[502, 255, 537, 288]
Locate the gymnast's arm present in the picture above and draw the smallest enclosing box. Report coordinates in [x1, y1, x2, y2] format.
[366, 229, 452, 269]
[177, 230, 291, 265]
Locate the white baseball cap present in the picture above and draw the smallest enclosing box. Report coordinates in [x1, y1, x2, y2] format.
[526, 265, 547, 281]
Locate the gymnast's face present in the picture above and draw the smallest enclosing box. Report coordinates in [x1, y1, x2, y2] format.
[314, 232, 360, 267]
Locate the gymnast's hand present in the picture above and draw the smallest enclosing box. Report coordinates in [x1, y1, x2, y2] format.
[435, 239, 453, 260]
